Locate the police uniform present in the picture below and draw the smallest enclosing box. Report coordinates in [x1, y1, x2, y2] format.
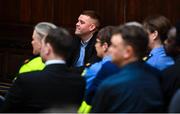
[19, 56, 45, 74]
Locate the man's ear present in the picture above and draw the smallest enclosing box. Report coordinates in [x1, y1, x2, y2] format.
[102, 42, 109, 52]
[45, 43, 52, 55]
[124, 45, 134, 59]
[152, 30, 159, 40]
[89, 23, 96, 32]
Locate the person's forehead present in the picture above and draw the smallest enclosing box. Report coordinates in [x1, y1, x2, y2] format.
[32, 30, 37, 37]
[32, 30, 41, 39]
[79, 15, 94, 22]
[112, 34, 123, 43]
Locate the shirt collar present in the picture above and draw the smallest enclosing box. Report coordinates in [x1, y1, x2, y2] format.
[45, 59, 66, 66]
[81, 35, 93, 46]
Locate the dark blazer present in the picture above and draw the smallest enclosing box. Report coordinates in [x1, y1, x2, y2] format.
[92, 61, 163, 113]
[162, 55, 180, 111]
[1, 64, 85, 113]
[67, 32, 101, 69]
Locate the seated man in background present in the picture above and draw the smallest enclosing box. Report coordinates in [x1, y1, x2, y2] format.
[164, 22, 180, 59]
[18, 22, 58, 74]
[162, 21, 180, 111]
[91, 24, 163, 112]
[67, 10, 101, 73]
[1, 27, 85, 112]
[85, 22, 143, 106]
[143, 15, 174, 70]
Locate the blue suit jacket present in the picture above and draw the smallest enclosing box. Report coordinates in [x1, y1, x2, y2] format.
[92, 61, 164, 113]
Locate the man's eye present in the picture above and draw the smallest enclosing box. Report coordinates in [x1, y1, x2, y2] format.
[80, 21, 85, 24]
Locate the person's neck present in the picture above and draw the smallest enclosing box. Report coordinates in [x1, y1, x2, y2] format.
[153, 43, 163, 48]
[46, 54, 65, 62]
[151, 40, 163, 49]
[80, 33, 94, 43]
[103, 52, 110, 58]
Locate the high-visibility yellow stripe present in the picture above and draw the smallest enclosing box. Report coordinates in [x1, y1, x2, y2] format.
[78, 101, 92, 114]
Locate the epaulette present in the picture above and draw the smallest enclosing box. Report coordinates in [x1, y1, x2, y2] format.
[85, 63, 91, 67]
[143, 54, 153, 61]
[23, 59, 30, 64]
[143, 56, 148, 61]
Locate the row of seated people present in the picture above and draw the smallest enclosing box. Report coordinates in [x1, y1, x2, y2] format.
[0, 10, 179, 113]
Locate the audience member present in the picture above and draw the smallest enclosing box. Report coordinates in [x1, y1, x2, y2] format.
[83, 26, 115, 92]
[164, 22, 180, 59]
[18, 22, 58, 74]
[67, 10, 101, 73]
[162, 21, 180, 111]
[78, 26, 117, 113]
[91, 24, 163, 112]
[1, 27, 85, 112]
[143, 15, 174, 70]
[85, 22, 143, 105]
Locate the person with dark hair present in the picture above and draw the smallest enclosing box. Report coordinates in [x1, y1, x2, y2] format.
[162, 21, 180, 111]
[143, 15, 174, 70]
[78, 26, 119, 113]
[91, 24, 163, 112]
[83, 26, 116, 92]
[67, 10, 101, 73]
[84, 22, 143, 106]
[1, 27, 85, 113]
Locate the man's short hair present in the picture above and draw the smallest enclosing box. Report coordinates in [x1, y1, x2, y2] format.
[81, 10, 101, 29]
[44, 27, 73, 58]
[113, 25, 149, 59]
[143, 15, 171, 42]
[97, 26, 116, 46]
[35, 22, 58, 39]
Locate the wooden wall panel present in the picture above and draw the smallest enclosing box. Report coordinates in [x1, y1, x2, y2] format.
[0, 48, 31, 82]
[3, 51, 31, 80]
[0, 0, 179, 26]
[31, 0, 54, 23]
[53, 0, 85, 27]
[20, 0, 55, 24]
[85, 0, 125, 26]
[20, 0, 31, 23]
[0, 0, 20, 23]
[125, 0, 180, 24]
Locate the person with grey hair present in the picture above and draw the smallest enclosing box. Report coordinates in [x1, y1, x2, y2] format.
[125, 21, 143, 28]
[1, 27, 85, 113]
[17, 22, 57, 74]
